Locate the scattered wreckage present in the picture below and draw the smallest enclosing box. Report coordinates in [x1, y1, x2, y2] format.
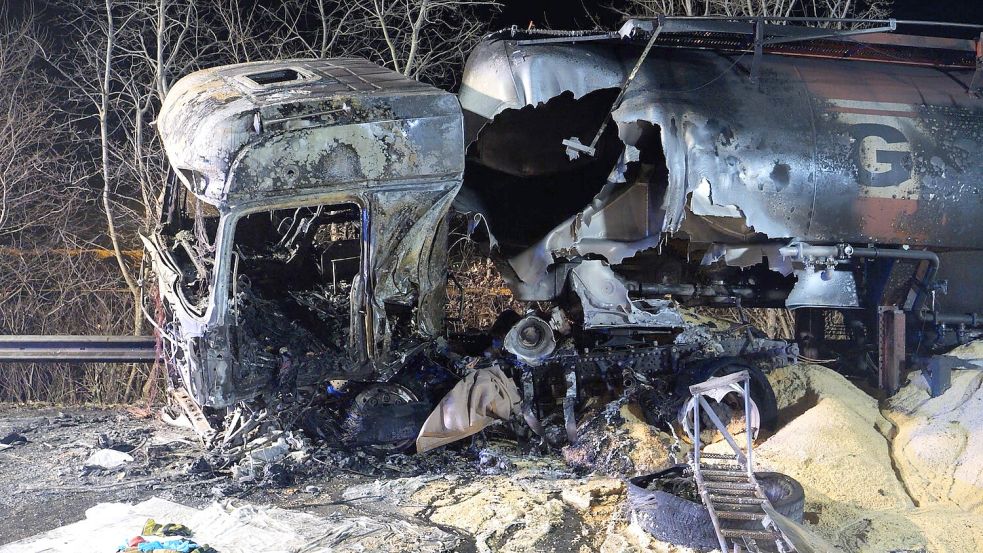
[145, 17, 983, 455]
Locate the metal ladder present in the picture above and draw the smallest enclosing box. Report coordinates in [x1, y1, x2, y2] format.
[686, 370, 795, 553]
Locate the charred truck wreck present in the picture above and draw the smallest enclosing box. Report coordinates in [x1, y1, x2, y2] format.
[145, 19, 983, 452]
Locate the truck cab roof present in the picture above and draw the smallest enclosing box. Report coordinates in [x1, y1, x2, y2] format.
[158, 58, 463, 209]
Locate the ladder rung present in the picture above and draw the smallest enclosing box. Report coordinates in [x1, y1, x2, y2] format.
[720, 528, 780, 540]
[700, 470, 751, 482]
[713, 500, 763, 508]
[705, 487, 759, 496]
[700, 463, 744, 471]
[702, 481, 756, 491]
[715, 510, 767, 521]
[705, 476, 753, 484]
[701, 464, 747, 472]
[710, 495, 767, 505]
[699, 452, 740, 460]
[715, 506, 766, 515]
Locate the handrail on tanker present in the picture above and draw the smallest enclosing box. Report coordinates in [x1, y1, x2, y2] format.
[507, 15, 983, 92]
[634, 15, 983, 30]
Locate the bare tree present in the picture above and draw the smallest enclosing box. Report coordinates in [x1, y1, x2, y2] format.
[346, 0, 501, 84]
[0, 9, 136, 403]
[262, 0, 501, 86]
[0, 12, 71, 239]
[48, 0, 146, 338]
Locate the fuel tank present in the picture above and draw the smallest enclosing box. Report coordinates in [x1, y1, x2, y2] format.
[459, 22, 983, 250]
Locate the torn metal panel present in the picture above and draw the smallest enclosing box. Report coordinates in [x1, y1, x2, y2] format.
[508, 179, 661, 293]
[459, 39, 625, 130]
[460, 30, 983, 249]
[367, 186, 460, 359]
[700, 244, 792, 276]
[688, 178, 743, 219]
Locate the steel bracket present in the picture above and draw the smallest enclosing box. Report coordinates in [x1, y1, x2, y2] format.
[970, 32, 983, 95]
[751, 17, 764, 82]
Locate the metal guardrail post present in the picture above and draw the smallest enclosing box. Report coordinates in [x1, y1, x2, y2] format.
[971, 33, 983, 94]
[751, 17, 764, 82]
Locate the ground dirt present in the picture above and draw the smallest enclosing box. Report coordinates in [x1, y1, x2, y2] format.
[3, 348, 983, 552]
[0, 406, 664, 552]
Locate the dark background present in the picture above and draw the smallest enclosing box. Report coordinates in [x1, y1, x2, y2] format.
[10, 0, 983, 28]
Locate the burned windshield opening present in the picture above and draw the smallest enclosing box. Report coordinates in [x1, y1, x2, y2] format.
[228, 203, 365, 391]
[161, 178, 220, 309]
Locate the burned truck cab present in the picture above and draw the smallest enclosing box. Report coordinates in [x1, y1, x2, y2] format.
[144, 59, 464, 408]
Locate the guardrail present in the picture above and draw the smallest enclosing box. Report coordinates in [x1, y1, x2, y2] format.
[0, 335, 158, 363]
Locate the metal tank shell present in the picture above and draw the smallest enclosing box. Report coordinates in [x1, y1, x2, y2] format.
[459, 26, 983, 249]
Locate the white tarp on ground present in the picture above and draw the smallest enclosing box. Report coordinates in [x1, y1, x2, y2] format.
[0, 496, 458, 553]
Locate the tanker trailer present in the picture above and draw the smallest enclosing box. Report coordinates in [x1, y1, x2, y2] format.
[457, 17, 983, 391]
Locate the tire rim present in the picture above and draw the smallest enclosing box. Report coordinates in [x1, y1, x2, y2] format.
[678, 384, 761, 443]
[351, 383, 418, 451]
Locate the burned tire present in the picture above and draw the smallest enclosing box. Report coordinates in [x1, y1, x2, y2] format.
[627, 465, 804, 551]
[756, 471, 805, 523]
[627, 466, 717, 551]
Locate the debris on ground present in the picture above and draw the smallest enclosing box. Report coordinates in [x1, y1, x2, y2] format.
[0, 432, 26, 450]
[119, 537, 216, 553]
[142, 518, 192, 537]
[85, 449, 135, 471]
[0, 496, 459, 553]
[344, 455, 618, 552]
[564, 398, 684, 476]
[4, 346, 983, 552]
